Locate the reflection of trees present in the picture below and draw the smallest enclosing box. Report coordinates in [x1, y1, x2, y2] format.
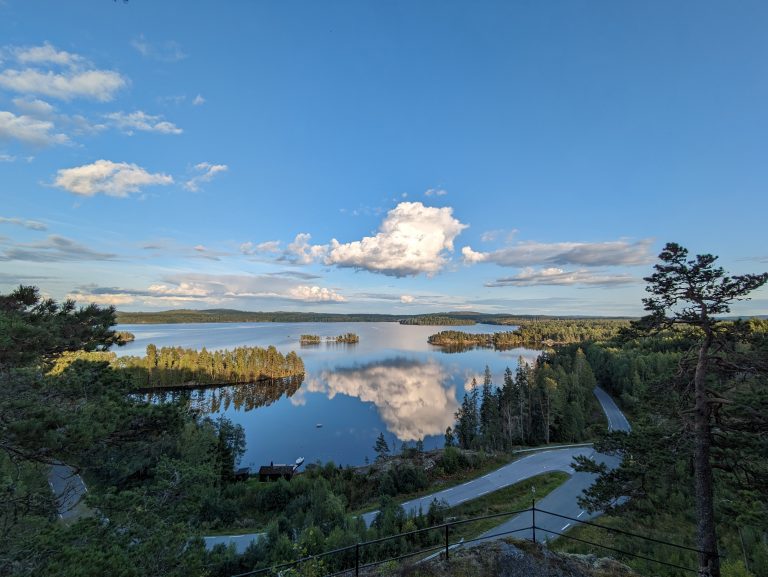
[306, 358, 459, 442]
[142, 376, 303, 414]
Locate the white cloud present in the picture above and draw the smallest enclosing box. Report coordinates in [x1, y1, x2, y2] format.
[306, 359, 459, 441]
[424, 188, 447, 197]
[0, 68, 127, 102]
[289, 285, 345, 302]
[53, 160, 173, 197]
[0, 43, 127, 101]
[192, 94, 205, 106]
[11, 43, 84, 67]
[12, 97, 54, 117]
[66, 292, 135, 306]
[70, 273, 348, 308]
[485, 267, 638, 287]
[184, 162, 228, 191]
[400, 295, 415, 304]
[0, 110, 69, 145]
[106, 110, 182, 135]
[325, 202, 468, 277]
[283, 233, 328, 265]
[130, 34, 186, 62]
[462, 238, 654, 267]
[0, 216, 46, 230]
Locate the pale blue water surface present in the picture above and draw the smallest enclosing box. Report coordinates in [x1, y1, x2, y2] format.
[116, 322, 539, 467]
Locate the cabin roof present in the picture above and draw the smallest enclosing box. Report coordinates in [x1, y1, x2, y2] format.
[258, 465, 295, 475]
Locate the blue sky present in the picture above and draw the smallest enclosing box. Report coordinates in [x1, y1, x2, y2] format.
[1, 0, 766, 315]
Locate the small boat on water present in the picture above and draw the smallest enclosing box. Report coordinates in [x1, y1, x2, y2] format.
[316, 423, 323, 428]
[295, 457, 305, 467]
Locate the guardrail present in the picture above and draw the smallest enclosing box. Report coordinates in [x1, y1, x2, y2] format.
[231, 500, 712, 576]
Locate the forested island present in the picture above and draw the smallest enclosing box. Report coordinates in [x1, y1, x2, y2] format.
[399, 315, 476, 326]
[428, 319, 630, 350]
[50, 344, 305, 389]
[300, 332, 359, 345]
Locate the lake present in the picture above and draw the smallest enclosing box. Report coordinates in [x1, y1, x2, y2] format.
[116, 322, 540, 468]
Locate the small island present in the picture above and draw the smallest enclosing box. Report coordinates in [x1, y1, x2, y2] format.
[115, 330, 135, 344]
[332, 332, 359, 344]
[301, 333, 359, 345]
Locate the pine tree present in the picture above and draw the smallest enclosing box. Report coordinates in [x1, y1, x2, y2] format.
[373, 432, 390, 461]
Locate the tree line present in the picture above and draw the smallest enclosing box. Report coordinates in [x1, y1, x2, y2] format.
[428, 319, 628, 351]
[449, 352, 600, 452]
[118, 344, 304, 388]
[399, 315, 476, 326]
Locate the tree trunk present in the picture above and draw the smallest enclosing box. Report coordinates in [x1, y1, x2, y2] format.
[694, 333, 720, 577]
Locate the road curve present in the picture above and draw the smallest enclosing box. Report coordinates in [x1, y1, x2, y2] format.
[361, 446, 593, 527]
[50, 387, 628, 555]
[474, 386, 630, 543]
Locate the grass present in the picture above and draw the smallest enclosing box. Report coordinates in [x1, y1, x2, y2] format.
[350, 452, 517, 517]
[353, 443, 591, 517]
[551, 510, 701, 576]
[442, 472, 568, 543]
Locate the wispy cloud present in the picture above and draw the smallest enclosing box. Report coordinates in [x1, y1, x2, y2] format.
[0, 235, 116, 262]
[105, 110, 182, 135]
[141, 238, 231, 261]
[184, 162, 228, 191]
[485, 267, 638, 287]
[240, 240, 281, 255]
[53, 160, 173, 198]
[0, 216, 46, 230]
[462, 238, 654, 267]
[192, 94, 205, 106]
[130, 34, 186, 63]
[424, 188, 447, 197]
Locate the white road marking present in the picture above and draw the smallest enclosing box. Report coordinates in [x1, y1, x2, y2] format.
[561, 523, 571, 531]
[577, 511, 585, 518]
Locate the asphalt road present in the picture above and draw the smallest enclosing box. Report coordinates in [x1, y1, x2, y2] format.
[49, 386, 629, 555]
[360, 446, 595, 527]
[474, 385, 631, 543]
[48, 462, 90, 521]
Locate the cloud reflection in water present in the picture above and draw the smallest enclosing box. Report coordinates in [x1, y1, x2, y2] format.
[302, 357, 459, 442]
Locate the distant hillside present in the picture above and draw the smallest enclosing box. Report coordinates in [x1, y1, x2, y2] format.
[116, 309, 637, 325]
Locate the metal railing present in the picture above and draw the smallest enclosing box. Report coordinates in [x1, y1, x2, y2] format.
[231, 501, 712, 576]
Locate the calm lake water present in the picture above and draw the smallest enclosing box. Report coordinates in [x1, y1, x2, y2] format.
[116, 322, 540, 468]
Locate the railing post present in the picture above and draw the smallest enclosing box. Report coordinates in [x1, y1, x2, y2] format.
[445, 523, 449, 560]
[355, 542, 360, 577]
[531, 497, 537, 544]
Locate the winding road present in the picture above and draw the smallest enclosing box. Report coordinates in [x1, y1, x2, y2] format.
[474, 386, 630, 543]
[50, 386, 629, 554]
